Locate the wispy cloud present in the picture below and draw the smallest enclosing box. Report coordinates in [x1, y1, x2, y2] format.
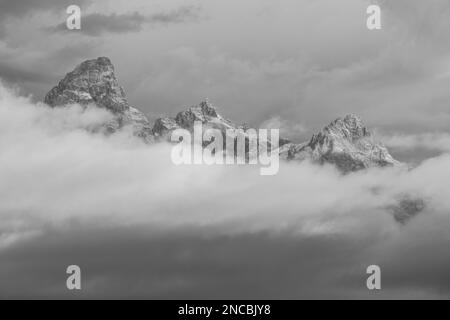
[1, 82, 450, 298]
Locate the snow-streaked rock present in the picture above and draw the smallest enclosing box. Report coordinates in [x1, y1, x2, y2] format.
[280, 114, 400, 172]
[388, 195, 426, 224]
[42, 57, 421, 224]
[152, 99, 238, 138]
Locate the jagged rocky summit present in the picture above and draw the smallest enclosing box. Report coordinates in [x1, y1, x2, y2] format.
[280, 114, 400, 172]
[44, 57, 399, 173]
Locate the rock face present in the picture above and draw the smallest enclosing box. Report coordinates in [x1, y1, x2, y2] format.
[152, 117, 180, 137]
[45, 57, 399, 173]
[43, 57, 421, 224]
[44, 57, 153, 141]
[152, 100, 239, 138]
[281, 114, 400, 172]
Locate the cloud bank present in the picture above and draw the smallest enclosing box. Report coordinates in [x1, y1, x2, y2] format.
[381, 133, 450, 153]
[1, 82, 450, 298]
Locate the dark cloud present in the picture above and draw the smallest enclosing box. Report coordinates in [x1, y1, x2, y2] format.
[48, 6, 201, 37]
[0, 0, 90, 38]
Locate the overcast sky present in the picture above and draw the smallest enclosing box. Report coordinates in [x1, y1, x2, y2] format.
[1, 0, 449, 140]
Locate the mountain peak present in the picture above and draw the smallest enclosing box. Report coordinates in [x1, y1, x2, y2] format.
[283, 114, 400, 172]
[341, 114, 366, 133]
[44, 57, 153, 141]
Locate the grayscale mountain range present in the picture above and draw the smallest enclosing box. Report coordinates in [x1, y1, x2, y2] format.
[44, 57, 425, 224]
[44, 57, 401, 173]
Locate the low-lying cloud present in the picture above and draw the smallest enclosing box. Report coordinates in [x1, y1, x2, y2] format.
[1, 82, 450, 298]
